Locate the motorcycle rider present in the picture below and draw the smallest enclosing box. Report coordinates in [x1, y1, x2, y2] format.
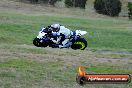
[45, 24, 73, 48]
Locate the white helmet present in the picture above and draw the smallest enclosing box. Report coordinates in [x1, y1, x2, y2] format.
[51, 24, 60, 32]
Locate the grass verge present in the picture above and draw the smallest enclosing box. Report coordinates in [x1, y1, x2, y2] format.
[0, 59, 131, 88]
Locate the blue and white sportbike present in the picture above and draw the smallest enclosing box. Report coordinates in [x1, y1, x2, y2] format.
[33, 27, 87, 50]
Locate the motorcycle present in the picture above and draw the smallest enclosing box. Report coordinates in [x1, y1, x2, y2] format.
[33, 27, 87, 50]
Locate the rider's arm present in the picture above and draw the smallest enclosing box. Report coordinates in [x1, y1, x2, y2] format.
[51, 36, 61, 44]
[42, 25, 52, 33]
[51, 33, 65, 44]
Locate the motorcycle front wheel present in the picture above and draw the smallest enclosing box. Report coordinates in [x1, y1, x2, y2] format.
[33, 37, 42, 47]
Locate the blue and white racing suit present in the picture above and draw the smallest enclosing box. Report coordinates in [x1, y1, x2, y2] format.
[51, 26, 73, 48]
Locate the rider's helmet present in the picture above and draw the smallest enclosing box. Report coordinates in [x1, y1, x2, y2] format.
[51, 24, 60, 32]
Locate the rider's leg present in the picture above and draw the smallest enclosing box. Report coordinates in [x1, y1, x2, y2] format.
[59, 39, 70, 48]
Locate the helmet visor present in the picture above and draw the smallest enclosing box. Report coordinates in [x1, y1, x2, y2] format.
[52, 27, 59, 32]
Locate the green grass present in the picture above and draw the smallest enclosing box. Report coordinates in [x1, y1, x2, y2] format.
[86, 65, 132, 74]
[0, 59, 131, 88]
[0, 1, 132, 88]
[0, 12, 132, 51]
[0, 59, 75, 88]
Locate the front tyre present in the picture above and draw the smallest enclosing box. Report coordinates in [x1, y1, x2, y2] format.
[71, 38, 87, 50]
[33, 37, 49, 47]
[33, 37, 41, 47]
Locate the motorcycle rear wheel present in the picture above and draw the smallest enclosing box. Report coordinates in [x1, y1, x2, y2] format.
[71, 38, 87, 50]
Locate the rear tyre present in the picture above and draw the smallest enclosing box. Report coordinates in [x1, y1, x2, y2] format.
[71, 38, 87, 50]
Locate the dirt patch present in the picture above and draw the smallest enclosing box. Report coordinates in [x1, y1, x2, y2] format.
[0, 44, 132, 67]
